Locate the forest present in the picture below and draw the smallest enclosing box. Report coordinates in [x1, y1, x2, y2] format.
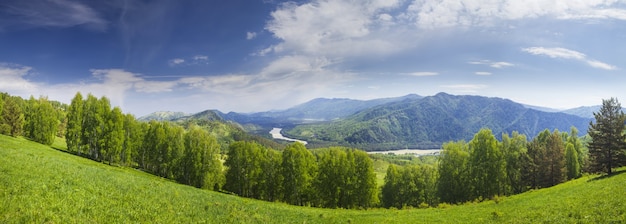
[0, 91, 624, 209]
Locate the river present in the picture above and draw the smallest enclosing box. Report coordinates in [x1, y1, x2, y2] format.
[367, 149, 441, 156]
[269, 128, 308, 145]
[269, 128, 440, 156]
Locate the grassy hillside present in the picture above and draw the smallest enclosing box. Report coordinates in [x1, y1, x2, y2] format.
[1, 135, 624, 223]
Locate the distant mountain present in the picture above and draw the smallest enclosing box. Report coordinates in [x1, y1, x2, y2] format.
[521, 104, 560, 113]
[561, 106, 601, 118]
[286, 93, 591, 150]
[220, 94, 423, 127]
[138, 111, 190, 121]
[175, 110, 225, 122]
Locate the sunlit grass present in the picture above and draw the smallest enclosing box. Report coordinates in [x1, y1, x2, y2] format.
[1, 134, 624, 223]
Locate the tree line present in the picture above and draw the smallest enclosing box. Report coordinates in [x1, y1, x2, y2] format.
[1, 92, 624, 209]
[380, 98, 625, 208]
[223, 142, 378, 208]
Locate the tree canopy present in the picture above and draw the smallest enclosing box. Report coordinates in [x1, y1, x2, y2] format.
[588, 98, 626, 175]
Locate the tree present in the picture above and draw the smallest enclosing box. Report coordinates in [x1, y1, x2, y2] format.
[543, 130, 565, 187]
[315, 147, 349, 208]
[81, 94, 104, 159]
[259, 148, 282, 201]
[351, 149, 378, 208]
[437, 140, 471, 204]
[27, 97, 59, 145]
[382, 164, 401, 208]
[183, 126, 223, 190]
[1, 96, 24, 137]
[567, 127, 585, 177]
[281, 142, 317, 206]
[588, 98, 626, 175]
[103, 107, 125, 164]
[468, 128, 506, 200]
[565, 142, 580, 180]
[501, 132, 528, 194]
[65, 92, 84, 153]
[224, 141, 263, 197]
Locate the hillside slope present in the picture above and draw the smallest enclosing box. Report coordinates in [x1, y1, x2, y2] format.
[1, 135, 624, 223]
[287, 93, 591, 150]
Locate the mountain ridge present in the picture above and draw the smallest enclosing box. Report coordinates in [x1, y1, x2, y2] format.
[285, 92, 591, 150]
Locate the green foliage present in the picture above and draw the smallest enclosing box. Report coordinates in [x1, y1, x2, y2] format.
[65, 92, 84, 154]
[588, 98, 626, 175]
[314, 147, 378, 209]
[0, 96, 24, 137]
[565, 143, 580, 180]
[281, 142, 317, 206]
[468, 128, 506, 200]
[383, 164, 439, 208]
[3, 132, 626, 223]
[524, 129, 566, 189]
[501, 132, 528, 194]
[286, 93, 590, 150]
[437, 141, 471, 204]
[183, 126, 223, 190]
[224, 141, 265, 198]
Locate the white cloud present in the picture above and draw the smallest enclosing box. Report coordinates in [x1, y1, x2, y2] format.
[405, 0, 626, 29]
[1, 0, 107, 31]
[469, 60, 515, 68]
[193, 55, 208, 61]
[587, 60, 618, 70]
[475, 72, 492, 76]
[168, 58, 185, 66]
[247, 32, 257, 40]
[0, 63, 38, 94]
[522, 47, 617, 70]
[491, 62, 514, 68]
[404, 72, 439, 76]
[265, 0, 407, 57]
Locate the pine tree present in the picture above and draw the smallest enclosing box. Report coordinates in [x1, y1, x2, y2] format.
[588, 98, 626, 175]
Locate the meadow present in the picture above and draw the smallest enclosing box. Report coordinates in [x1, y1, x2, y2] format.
[1, 134, 624, 223]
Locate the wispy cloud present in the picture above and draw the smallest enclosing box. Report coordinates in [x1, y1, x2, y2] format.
[168, 55, 210, 67]
[246, 31, 257, 40]
[405, 0, 626, 29]
[404, 72, 439, 77]
[522, 47, 617, 70]
[0, 63, 38, 94]
[469, 60, 514, 68]
[0, 0, 107, 31]
[475, 72, 492, 76]
[168, 58, 185, 66]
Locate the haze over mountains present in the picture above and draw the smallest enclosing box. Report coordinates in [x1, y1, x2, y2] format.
[139, 92, 598, 150]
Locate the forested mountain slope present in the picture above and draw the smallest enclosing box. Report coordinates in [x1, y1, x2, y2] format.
[287, 93, 591, 150]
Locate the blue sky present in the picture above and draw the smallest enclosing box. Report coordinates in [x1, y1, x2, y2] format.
[1, 0, 625, 116]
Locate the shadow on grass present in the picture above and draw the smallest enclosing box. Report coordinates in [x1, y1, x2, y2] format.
[588, 169, 626, 182]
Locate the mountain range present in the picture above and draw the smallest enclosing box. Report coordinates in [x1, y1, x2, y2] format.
[285, 93, 591, 150]
[139, 92, 601, 150]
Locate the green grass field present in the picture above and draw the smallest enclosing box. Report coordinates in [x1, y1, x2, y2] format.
[1, 134, 624, 223]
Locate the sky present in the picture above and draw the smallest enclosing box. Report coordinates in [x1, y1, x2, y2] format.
[1, 0, 625, 116]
